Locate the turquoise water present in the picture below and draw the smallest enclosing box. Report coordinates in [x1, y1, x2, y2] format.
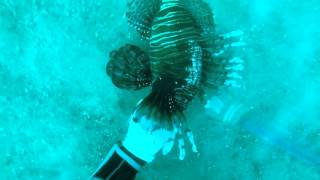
[0, 0, 319, 179]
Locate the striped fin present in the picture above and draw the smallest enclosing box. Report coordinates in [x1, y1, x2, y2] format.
[199, 29, 246, 101]
[224, 57, 245, 88]
[107, 44, 152, 90]
[217, 30, 245, 88]
[126, 0, 161, 39]
[182, 0, 215, 36]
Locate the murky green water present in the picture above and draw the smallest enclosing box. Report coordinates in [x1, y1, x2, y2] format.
[0, 0, 319, 179]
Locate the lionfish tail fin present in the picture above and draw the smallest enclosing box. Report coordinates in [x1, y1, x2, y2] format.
[126, 0, 161, 39]
[107, 44, 152, 90]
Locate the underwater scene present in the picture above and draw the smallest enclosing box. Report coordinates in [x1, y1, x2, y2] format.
[0, 0, 320, 179]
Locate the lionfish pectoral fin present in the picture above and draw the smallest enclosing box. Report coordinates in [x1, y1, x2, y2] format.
[126, 0, 161, 39]
[215, 30, 246, 53]
[224, 56, 245, 88]
[218, 30, 246, 88]
[107, 44, 152, 90]
[182, 0, 215, 36]
[200, 29, 246, 93]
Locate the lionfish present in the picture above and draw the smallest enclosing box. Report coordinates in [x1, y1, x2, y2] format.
[107, 0, 244, 129]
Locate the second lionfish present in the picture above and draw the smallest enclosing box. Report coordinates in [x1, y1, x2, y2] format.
[107, 0, 245, 129]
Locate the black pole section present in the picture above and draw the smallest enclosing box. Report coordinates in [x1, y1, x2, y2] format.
[91, 142, 146, 180]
